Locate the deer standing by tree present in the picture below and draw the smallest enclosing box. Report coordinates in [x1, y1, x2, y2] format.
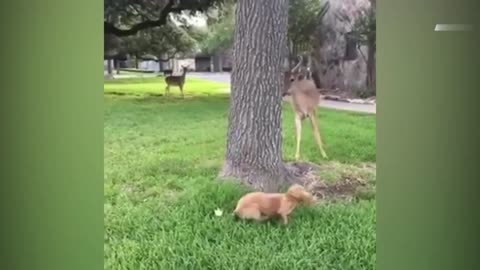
[165, 65, 189, 98]
[283, 56, 328, 160]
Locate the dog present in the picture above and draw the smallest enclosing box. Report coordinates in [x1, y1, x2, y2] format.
[233, 184, 314, 224]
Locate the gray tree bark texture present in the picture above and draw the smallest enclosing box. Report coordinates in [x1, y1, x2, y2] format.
[220, 0, 293, 192]
[107, 59, 113, 75]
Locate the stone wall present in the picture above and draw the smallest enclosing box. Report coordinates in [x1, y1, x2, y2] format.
[314, 0, 372, 91]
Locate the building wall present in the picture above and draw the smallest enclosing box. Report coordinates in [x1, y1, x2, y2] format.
[314, 0, 372, 91]
[195, 57, 211, 72]
[103, 58, 197, 73]
[139, 60, 160, 71]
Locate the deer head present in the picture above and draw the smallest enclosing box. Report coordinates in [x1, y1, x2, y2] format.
[283, 56, 306, 96]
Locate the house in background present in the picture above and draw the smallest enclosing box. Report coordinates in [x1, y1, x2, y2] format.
[194, 49, 232, 72]
[194, 54, 211, 72]
[104, 49, 233, 74]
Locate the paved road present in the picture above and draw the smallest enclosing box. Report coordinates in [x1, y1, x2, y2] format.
[189, 72, 376, 114]
[321, 100, 376, 114]
[108, 72, 157, 79]
[189, 72, 232, 83]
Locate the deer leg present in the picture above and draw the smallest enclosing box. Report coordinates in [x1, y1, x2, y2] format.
[165, 85, 170, 96]
[179, 84, 184, 98]
[309, 111, 328, 159]
[294, 114, 303, 161]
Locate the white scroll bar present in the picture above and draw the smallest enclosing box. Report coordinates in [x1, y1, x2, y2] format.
[434, 24, 473, 31]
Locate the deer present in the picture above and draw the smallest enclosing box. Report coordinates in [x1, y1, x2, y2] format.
[283, 56, 328, 160]
[165, 65, 189, 98]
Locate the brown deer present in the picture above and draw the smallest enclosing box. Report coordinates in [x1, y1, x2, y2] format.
[165, 65, 189, 98]
[283, 56, 328, 160]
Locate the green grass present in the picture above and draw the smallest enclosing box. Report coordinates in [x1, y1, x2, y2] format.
[104, 77, 376, 270]
[104, 76, 230, 97]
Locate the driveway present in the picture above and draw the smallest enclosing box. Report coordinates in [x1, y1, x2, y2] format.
[189, 72, 376, 114]
[189, 72, 232, 83]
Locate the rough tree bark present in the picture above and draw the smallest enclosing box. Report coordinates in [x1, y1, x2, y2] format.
[134, 55, 139, 69]
[366, 37, 376, 93]
[220, 0, 293, 192]
[114, 59, 120, 75]
[366, 0, 376, 94]
[157, 55, 165, 72]
[107, 59, 113, 75]
[310, 50, 323, 89]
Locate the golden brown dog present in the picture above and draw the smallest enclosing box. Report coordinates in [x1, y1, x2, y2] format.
[233, 184, 314, 224]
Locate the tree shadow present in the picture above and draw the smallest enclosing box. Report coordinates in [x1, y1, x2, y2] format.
[105, 91, 230, 104]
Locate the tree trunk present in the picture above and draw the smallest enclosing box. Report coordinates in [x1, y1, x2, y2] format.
[311, 51, 322, 89]
[220, 0, 292, 192]
[218, 54, 223, 72]
[134, 55, 139, 69]
[107, 59, 113, 75]
[115, 59, 120, 74]
[366, 0, 376, 94]
[311, 29, 326, 89]
[366, 38, 376, 94]
[157, 56, 163, 72]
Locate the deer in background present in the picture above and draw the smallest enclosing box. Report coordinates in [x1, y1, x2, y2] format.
[283, 56, 328, 160]
[165, 65, 189, 98]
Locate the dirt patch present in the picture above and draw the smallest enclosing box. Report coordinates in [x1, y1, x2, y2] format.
[287, 161, 376, 203]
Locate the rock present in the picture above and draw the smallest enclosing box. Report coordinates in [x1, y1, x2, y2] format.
[365, 96, 376, 104]
[323, 95, 349, 102]
[347, 98, 368, 104]
[314, 0, 372, 92]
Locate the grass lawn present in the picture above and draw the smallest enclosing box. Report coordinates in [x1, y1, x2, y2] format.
[104, 75, 230, 97]
[104, 76, 376, 269]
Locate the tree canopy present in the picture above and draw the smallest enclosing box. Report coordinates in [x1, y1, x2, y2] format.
[104, 0, 331, 59]
[104, 20, 200, 63]
[197, 0, 235, 53]
[146, 23, 199, 60]
[104, 0, 224, 36]
[350, 5, 376, 50]
[197, 0, 330, 56]
[288, 0, 329, 55]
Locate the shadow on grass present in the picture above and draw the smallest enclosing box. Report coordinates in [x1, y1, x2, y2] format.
[105, 91, 230, 104]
